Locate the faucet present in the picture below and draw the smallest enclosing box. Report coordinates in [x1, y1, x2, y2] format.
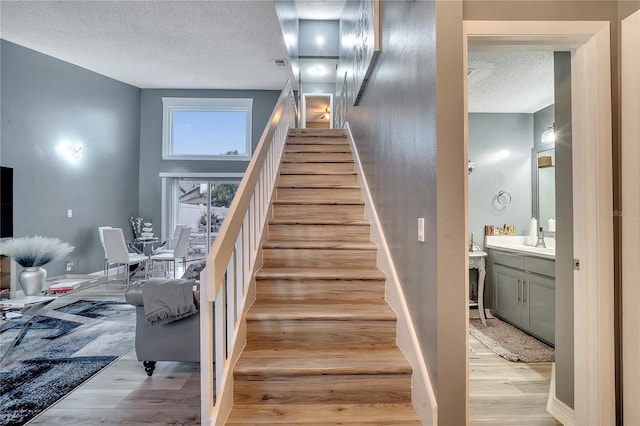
[535, 227, 546, 248]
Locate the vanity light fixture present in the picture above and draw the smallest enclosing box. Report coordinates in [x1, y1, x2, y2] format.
[322, 107, 331, 120]
[541, 125, 555, 144]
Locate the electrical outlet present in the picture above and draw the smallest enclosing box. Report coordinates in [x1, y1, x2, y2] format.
[67, 209, 73, 218]
[418, 218, 425, 242]
[66, 262, 73, 272]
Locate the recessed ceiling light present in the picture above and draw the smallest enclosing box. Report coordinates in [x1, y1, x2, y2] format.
[315, 36, 325, 46]
[311, 66, 325, 76]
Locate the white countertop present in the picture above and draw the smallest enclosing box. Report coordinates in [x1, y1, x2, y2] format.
[484, 235, 555, 259]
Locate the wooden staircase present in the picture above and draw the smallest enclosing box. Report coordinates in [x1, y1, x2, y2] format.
[226, 129, 420, 424]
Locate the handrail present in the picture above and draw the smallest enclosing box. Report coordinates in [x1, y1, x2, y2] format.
[200, 80, 295, 425]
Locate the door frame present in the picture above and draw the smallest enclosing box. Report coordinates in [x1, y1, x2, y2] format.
[622, 9, 640, 426]
[463, 21, 614, 426]
[301, 93, 334, 129]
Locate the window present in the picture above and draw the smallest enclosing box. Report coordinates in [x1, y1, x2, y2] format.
[162, 97, 253, 160]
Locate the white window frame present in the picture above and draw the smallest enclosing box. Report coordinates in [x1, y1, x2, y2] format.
[162, 97, 253, 161]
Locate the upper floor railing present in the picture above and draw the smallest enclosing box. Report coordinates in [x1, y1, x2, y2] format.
[199, 80, 296, 425]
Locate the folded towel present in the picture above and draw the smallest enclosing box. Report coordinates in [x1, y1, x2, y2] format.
[141, 278, 198, 325]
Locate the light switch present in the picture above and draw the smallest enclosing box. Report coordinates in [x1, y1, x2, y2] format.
[418, 218, 425, 242]
[67, 209, 73, 218]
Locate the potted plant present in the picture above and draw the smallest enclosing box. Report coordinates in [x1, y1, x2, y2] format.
[0, 236, 74, 296]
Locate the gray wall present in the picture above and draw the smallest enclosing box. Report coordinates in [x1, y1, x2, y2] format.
[302, 82, 335, 94]
[0, 40, 141, 277]
[339, 1, 466, 423]
[138, 89, 280, 228]
[468, 113, 534, 250]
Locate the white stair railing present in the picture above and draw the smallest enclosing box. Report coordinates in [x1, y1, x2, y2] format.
[200, 81, 295, 425]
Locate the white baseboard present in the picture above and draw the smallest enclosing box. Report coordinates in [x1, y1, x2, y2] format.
[546, 363, 575, 425]
[344, 123, 438, 425]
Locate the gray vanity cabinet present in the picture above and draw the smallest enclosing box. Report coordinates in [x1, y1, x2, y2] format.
[490, 250, 555, 346]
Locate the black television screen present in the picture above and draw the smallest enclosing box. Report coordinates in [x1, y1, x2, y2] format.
[1, 166, 13, 238]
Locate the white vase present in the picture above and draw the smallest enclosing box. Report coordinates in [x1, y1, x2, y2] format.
[18, 267, 47, 296]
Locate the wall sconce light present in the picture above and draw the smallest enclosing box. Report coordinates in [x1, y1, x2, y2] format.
[322, 107, 331, 120]
[541, 125, 555, 144]
[468, 160, 476, 175]
[56, 141, 83, 164]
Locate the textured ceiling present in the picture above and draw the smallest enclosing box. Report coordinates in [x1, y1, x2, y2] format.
[0, 0, 553, 111]
[468, 50, 555, 113]
[0, 0, 295, 90]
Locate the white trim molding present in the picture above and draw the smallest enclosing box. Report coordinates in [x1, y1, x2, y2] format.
[621, 9, 640, 426]
[464, 21, 615, 426]
[546, 364, 576, 426]
[345, 123, 438, 425]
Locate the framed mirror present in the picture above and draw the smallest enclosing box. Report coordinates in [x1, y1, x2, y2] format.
[532, 142, 555, 232]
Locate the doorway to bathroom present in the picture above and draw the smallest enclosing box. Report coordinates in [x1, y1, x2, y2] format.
[464, 21, 614, 426]
[466, 47, 559, 424]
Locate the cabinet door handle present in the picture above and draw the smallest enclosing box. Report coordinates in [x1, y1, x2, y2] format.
[522, 279, 527, 303]
[517, 278, 521, 303]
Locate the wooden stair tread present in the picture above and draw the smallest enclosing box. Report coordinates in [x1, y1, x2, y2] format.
[283, 160, 354, 164]
[279, 170, 354, 175]
[285, 147, 352, 153]
[247, 302, 395, 321]
[272, 200, 364, 207]
[263, 241, 376, 250]
[288, 129, 346, 136]
[235, 347, 411, 376]
[277, 183, 361, 189]
[257, 267, 385, 281]
[227, 403, 421, 424]
[269, 218, 368, 225]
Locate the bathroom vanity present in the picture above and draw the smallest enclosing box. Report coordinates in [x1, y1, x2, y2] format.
[485, 236, 555, 346]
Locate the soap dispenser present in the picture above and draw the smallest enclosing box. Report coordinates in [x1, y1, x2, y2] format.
[535, 227, 546, 248]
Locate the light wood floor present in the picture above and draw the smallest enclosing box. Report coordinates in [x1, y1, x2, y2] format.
[25, 274, 202, 426]
[17, 274, 558, 425]
[469, 334, 562, 426]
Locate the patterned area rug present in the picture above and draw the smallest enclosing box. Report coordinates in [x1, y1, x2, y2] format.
[0, 300, 135, 425]
[469, 318, 554, 363]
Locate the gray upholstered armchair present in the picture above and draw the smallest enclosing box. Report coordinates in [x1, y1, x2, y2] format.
[124, 260, 206, 376]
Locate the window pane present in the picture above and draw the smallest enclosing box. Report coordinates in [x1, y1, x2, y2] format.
[172, 110, 247, 156]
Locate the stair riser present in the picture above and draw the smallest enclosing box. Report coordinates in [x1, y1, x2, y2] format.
[262, 249, 377, 269]
[284, 152, 354, 163]
[268, 224, 370, 241]
[285, 144, 351, 153]
[246, 320, 397, 347]
[280, 162, 354, 174]
[233, 374, 412, 405]
[255, 280, 385, 303]
[275, 188, 361, 202]
[277, 174, 358, 188]
[271, 204, 364, 220]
